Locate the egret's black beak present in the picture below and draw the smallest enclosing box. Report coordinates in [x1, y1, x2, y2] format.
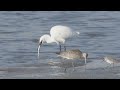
[39, 41, 42, 46]
[38, 41, 42, 57]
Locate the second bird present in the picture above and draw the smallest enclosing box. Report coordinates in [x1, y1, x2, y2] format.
[56, 49, 88, 71]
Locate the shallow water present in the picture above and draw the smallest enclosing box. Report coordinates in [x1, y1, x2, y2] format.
[0, 11, 120, 79]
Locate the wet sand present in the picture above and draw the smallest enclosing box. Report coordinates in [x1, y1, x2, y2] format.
[0, 60, 120, 79]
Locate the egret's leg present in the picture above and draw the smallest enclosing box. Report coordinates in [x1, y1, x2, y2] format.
[59, 44, 61, 52]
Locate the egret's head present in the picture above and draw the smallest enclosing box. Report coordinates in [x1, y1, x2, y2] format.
[39, 35, 50, 47]
[37, 35, 51, 57]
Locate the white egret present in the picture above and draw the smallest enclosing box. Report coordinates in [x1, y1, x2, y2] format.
[38, 25, 80, 57]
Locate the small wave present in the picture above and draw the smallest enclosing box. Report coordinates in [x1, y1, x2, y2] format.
[84, 32, 106, 38]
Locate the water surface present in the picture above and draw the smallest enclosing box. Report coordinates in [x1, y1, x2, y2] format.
[0, 11, 120, 78]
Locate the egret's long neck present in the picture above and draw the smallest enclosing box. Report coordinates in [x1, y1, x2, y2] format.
[46, 35, 57, 44]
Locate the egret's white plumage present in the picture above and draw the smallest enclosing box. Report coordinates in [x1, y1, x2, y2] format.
[50, 25, 73, 44]
[38, 25, 80, 57]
